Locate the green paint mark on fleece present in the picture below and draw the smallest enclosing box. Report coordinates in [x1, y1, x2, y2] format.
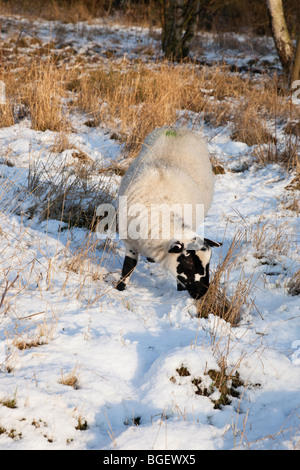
[165, 129, 177, 137]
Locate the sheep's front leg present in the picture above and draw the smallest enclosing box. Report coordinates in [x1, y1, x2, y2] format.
[116, 248, 138, 291]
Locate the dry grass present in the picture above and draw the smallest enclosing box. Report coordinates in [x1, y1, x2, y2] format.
[173, 356, 245, 410]
[13, 337, 46, 350]
[27, 150, 114, 229]
[59, 368, 79, 389]
[0, 0, 157, 26]
[0, 43, 298, 167]
[240, 210, 295, 260]
[0, 103, 15, 128]
[1, 60, 70, 131]
[196, 232, 256, 326]
[0, 0, 105, 23]
[75, 63, 299, 165]
[21, 61, 69, 132]
[197, 207, 297, 326]
[231, 106, 274, 147]
[11, 317, 56, 351]
[76, 63, 203, 156]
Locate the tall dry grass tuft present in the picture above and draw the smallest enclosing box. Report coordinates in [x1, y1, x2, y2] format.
[0, 103, 15, 128]
[0, 60, 69, 131]
[59, 367, 79, 389]
[198, 210, 297, 326]
[1, 51, 298, 169]
[196, 232, 256, 326]
[241, 212, 294, 259]
[22, 60, 69, 132]
[231, 103, 274, 147]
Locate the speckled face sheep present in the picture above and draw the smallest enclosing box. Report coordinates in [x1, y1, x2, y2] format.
[116, 127, 221, 299]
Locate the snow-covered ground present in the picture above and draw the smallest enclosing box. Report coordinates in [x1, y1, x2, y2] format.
[0, 15, 280, 72]
[0, 16, 299, 450]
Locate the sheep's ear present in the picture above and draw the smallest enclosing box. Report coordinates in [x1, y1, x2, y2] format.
[168, 241, 184, 253]
[204, 238, 222, 248]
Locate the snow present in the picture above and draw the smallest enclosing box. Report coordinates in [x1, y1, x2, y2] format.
[0, 16, 299, 451]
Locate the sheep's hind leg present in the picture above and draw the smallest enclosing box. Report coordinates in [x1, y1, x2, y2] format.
[116, 249, 138, 291]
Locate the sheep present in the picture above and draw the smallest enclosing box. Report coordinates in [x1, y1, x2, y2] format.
[116, 126, 221, 299]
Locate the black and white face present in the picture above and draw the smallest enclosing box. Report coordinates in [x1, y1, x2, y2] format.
[168, 238, 222, 300]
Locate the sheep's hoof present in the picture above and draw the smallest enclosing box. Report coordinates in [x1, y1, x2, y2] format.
[116, 280, 126, 291]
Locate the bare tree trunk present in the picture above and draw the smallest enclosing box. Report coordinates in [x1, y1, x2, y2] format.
[161, 0, 200, 60]
[266, 0, 295, 77]
[291, 32, 300, 84]
[106, 0, 114, 16]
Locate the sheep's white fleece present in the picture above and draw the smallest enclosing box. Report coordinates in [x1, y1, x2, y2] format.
[118, 127, 214, 263]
